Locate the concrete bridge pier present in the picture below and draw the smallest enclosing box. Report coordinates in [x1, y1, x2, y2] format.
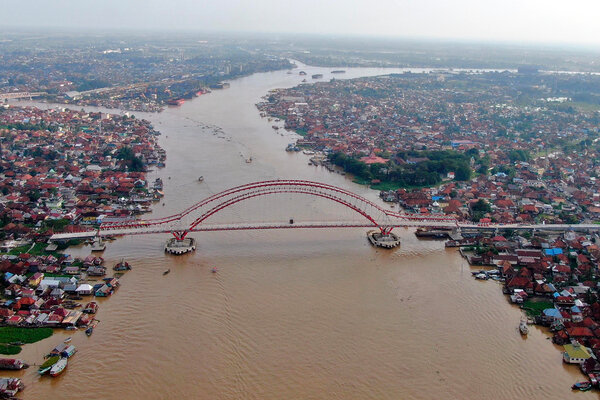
[367, 230, 401, 248]
[165, 233, 196, 255]
[450, 228, 463, 240]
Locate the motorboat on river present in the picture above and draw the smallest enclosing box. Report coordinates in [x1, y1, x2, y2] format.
[519, 319, 529, 335]
[572, 381, 592, 391]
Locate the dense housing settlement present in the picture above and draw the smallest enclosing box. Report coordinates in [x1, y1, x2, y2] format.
[259, 71, 600, 224]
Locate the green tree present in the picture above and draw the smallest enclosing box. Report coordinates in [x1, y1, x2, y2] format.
[454, 164, 471, 181]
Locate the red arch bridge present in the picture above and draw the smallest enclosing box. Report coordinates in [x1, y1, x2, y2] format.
[49, 180, 599, 242]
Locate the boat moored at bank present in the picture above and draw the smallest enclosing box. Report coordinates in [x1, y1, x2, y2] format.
[49, 358, 68, 377]
[0, 378, 24, 397]
[0, 359, 28, 370]
[38, 356, 60, 375]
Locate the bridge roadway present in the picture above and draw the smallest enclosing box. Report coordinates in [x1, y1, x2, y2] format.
[48, 220, 600, 241]
[45, 179, 600, 242]
[0, 92, 47, 100]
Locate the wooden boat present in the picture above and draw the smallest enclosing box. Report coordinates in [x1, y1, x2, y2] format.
[519, 319, 529, 335]
[113, 259, 132, 271]
[163, 269, 170, 276]
[60, 345, 77, 358]
[85, 325, 94, 336]
[64, 337, 72, 343]
[0, 378, 24, 396]
[49, 357, 68, 377]
[572, 381, 592, 391]
[0, 359, 28, 370]
[82, 301, 98, 314]
[38, 356, 60, 375]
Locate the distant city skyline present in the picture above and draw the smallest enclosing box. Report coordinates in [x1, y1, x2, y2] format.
[2, 0, 600, 47]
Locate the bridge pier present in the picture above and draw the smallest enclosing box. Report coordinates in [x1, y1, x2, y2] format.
[367, 230, 401, 249]
[450, 228, 463, 241]
[165, 235, 196, 255]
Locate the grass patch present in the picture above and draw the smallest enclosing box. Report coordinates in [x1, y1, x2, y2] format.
[0, 327, 53, 345]
[522, 299, 554, 317]
[352, 177, 371, 186]
[0, 345, 21, 355]
[5, 242, 60, 257]
[370, 181, 403, 191]
[353, 177, 447, 191]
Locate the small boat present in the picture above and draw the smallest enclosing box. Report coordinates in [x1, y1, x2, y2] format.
[166, 98, 185, 106]
[8, 342, 23, 346]
[82, 301, 98, 314]
[519, 319, 529, 335]
[38, 356, 60, 375]
[60, 345, 77, 358]
[113, 259, 132, 271]
[85, 326, 94, 336]
[0, 359, 28, 370]
[65, 326, 78, 331]
[49, 357, 68, 377]
[572, 381, 592, 391]
[64, 337, 72, 343]
[0, 377, 24, 396]
[198, 176, 204, 182]
[163, 269, 170, 276]
[475, 273, 488, 280]
[211, 267, 218, 273]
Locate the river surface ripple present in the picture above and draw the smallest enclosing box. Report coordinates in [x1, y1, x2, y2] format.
[14, 63, 592, 399]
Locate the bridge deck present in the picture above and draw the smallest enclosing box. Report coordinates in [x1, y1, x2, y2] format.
[48, 221, 600, 241]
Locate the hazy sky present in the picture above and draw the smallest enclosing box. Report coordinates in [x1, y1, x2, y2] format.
[3, 0, 600, 46]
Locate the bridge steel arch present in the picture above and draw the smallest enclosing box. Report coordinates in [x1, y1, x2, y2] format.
[48, 180, 600, 242]
[99, 180, 408, 239]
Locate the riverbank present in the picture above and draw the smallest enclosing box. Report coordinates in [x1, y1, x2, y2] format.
[10, 63, 595, 400]
[453, 229, 600, 391]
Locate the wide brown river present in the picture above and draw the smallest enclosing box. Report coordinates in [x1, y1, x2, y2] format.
[14, 63, 594, 399]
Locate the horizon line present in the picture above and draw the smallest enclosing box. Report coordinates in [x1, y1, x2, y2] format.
[1, 26, 600, 53]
